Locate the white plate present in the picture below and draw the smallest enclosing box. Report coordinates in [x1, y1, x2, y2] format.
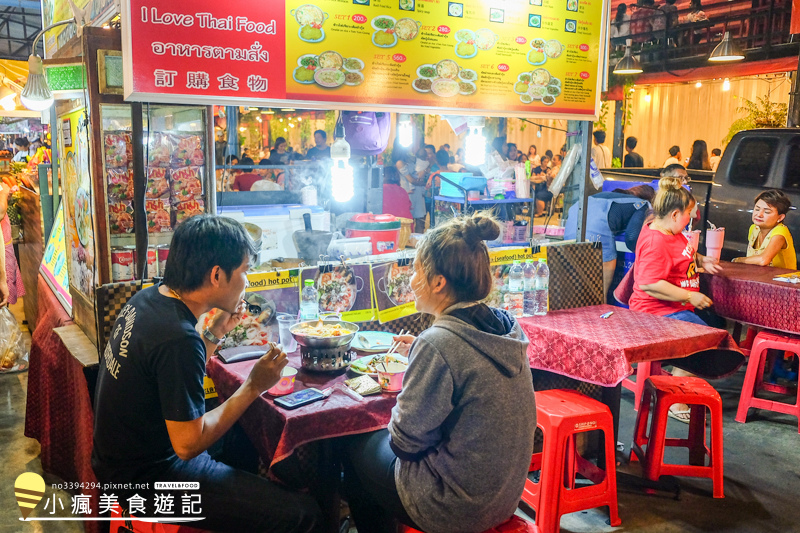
[458, 68, 477, 82]
[343, 57, 365, 72]
[298, 25, 325, 43]
[292, 67, 316, 85]
[351, 331, 397, 352]
[458, 80, 477, 96]
[344, 71, 364, 86]
[371, 15, 397, 31]
[372, 30, 398, 48]
[412, 78, 432, 93]
[297, 54, 318, 68]
[349, 354, 409, 376]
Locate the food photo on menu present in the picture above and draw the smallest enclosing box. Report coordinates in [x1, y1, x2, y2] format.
[301, 263, 375, 322]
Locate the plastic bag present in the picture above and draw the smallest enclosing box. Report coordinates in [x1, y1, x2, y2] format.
[589, 158, 605, 190]
[550, 143, 581, 198]
[0, 307, 28, 373]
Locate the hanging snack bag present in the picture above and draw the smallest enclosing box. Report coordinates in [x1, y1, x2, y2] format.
[147, 132, 172, 168]
[107, 166, 134, 202]
[146, 167, 170, 199]
[174, 198, 205, 226]
[145, 198, 172, 233]
[171, 134, 205, 167]
[105, 132, 132, 168]
[170, 166, 203, 203]
[108, 201, 135, 234]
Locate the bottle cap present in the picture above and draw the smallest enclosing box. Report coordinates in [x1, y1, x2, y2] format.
[525, 259, 534, 263]
[304, 280, 314, 286]
[513, 260, 521, 264]
[538, 258, 546, 263]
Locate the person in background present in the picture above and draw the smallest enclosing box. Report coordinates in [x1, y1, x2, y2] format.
[382, 166, 413, 220]
[560, 144, 568, 159]
[544, 149, 554, 161]
[527, 145, 541, 167]
[591, 130, 612, 168]
[218, 155, 239, 192]
[400, 148, 431, 233]
[564, 184, 655, 298]
[624, 136, 644, 167]
[12, 137, 30, 163]
[342, 213, 536, 533]
[630, 167, 722, 422]
[0, 182, 23, 307]
[448, 155, 466, 172]
[630, 0, 662, 43]
[732, 190, 796, 269]
[231, 158, 262, 192]
[610, 3, 631, 48]
[531, 155, 553, 216]
[506, 143, 519, 162]
[686, 139, 711, 170]
[663, 145, 681, 167]
[439, 143, 451, 156]
[251, 160, 284, 192]
[548, 154, 563, 181]
[424, 144, 437, 167]
[491, 137, 506, 157]
[660, 0, 679, 34]
[268, 138, 290, 166]
[240, 148, 250, 161]
[685, 0, 707, 22]
[517, 153, 528, 164]
[306, 130, 331, 160]
[709, 148, 722, 171]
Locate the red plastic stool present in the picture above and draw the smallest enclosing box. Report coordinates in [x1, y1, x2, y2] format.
[622, 362, 669, 411]
[631, 375, 724, 498]
[520, 389, 621, 533]
[109, 504, 210, 533]
[400, 514, 538, 533]
[736, 330, 800, 432]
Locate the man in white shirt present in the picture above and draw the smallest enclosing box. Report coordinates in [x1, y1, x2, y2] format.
[591, 130, 612, 169]
[12, 137, 30, 163]
[709, 148, 721, 171]
[662, 145, 681, 167]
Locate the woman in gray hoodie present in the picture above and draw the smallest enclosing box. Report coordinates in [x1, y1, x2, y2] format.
[342, 213, 537, 533]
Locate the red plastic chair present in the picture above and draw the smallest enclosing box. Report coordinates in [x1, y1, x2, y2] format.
[109, 504, 210, 533]
[631, 375, 725, 498]
[736, 330, 800, 432]
[400, 514, 538, 533]
[622, 361, 670, 411]
[521, 389, 621, 533]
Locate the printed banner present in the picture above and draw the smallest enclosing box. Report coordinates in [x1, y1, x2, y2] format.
[300, 264, 375, 323]
[485, 246, 547, 308]
[39, 202, 72, 314]
[370, 260, 416, 323]
[43, 0, 118, 58]
[122, 0, 607, 119]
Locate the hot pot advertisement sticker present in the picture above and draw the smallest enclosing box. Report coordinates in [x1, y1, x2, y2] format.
[484, 247, 547, 309]
[301, 264, 375, 323]
[370, 261, 417, 324]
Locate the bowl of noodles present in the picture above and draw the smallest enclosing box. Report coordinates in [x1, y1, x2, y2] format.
[436, 59, 460, 80]
[291, 319, 359, 349]
[395, 18, 420, 40]
[314, 68, 345, 88]
[530, 68, 551, 87]
[318, 51, 343, 69]
[432, 78, 460, 98]
[474, 28, 498, 51]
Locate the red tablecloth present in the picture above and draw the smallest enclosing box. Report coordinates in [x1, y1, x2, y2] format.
[703, 262, 800, 335]
[207, 353, 397, 469]
[519, 304, 740, 387]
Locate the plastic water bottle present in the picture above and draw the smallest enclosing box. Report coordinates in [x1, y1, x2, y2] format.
[534, 259, 549, 316]
[507, 260, 524, 317]
[523, 259, 538, 316]
[300, 280, 319, 321]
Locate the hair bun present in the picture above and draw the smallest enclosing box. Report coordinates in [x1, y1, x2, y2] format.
[659, 176, 684, 191]
[463, 213, 501, 243]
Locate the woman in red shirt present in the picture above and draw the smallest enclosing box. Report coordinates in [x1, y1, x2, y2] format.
[630, 171, 722, 421]
[382, 166, 413, 220]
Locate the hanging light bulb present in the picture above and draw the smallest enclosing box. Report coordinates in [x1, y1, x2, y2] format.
[722, 78, 731, 91]
[331, 121, 354, 202]
[695, 81, 702, 88]
[464, 116, 486, 166]
[537, 126, 542, 138]
[644, 90, 651, 103]
[397, 113, 413, 148]
[20, 55, 54, 111]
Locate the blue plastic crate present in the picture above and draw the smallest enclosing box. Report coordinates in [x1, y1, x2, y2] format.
[438, 173, 487, 197]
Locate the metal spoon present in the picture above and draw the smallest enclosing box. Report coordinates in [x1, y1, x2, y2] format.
[357, 334, 371, 349]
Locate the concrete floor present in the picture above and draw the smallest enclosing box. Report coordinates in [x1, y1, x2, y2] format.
[2, 297, 799, 532]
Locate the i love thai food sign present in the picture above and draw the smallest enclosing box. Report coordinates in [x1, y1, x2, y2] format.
[122, 0, 608, 119]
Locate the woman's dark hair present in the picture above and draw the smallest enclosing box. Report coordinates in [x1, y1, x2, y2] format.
[690, 0, 703, 10]
[552, 154, 563, 164]
[274, 137, 287, 150]
[755, 189, 792, 216]
[687, 139, 711, 170]
[545, 149, 553, 159]
[14, 137, 29, 148]
[163, 215, 257, 292]
[240, 157, 255, 171]
[616, 184, 655, 203]
[615, 3, 627, 23]
[383, 165, 401, 185]
[528, 144, 537, 156]
[224, 155, 239, 166]
[416, 212, 500, 302]
[668, 145, 680, 157]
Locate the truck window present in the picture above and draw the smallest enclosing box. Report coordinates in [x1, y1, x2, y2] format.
[784, 138, 800, 191]
[729, 137, 779, 187]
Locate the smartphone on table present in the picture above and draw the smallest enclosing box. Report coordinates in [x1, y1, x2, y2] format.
[273, 388, 326, 410]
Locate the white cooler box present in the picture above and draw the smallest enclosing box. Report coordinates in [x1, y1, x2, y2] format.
[218, 204, 329, 262]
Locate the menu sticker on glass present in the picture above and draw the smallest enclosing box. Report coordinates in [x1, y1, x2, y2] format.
[485, 247, 547, 309]
[122, 0, 607, 119]
[300, 264, 375, 323]
[39, 202, 72, 314]
[370, 261, 416, 323]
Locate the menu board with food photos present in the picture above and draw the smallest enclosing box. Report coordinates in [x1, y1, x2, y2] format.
[301, 263, 375, 323]
[485, 246, 547, 310]
[370, 260, 417, 323]
[122, 0, 607, 119]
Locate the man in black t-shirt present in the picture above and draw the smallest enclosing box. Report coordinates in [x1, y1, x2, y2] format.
[624, 136, 645, 168]
[305, 130, 331, 160]
[92, 215, 321, 532]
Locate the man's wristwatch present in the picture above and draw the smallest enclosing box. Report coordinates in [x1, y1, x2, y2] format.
[202, 328, 225, 346]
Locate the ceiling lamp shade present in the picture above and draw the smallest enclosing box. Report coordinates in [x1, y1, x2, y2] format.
[613, 46, 643, 75]
[709, 32, 744, 62]
[20, 55, 53, 111]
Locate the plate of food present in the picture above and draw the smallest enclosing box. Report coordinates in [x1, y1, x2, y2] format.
[545, 39, 563, 59]
[514, 80, 530, 94]
[416, 64, 437, 79]
[455, 39, 478, 59]
[314, 68, 345, 88]
[400, 0, 415, 9]
[527, 49, 547, 66]
[548, 77, 562, 88]
[531, 38, 547, 49]
[203, 306, 276, 349]
[567, 0, 579, 10]
[75, 187, 91, 246]
[378, 263, 415, 305]
[343, 57, 364, 72]
[412, 78, 432, 92]
[449, 3, 463, 17]
[292, 66, 316, 84]
[474, 28, 498, 51]
[455, 29, 475, 42]
[344, 71, 364, 86]
[431, 78, 460, 98]
[520, 94, 534, 104]
[542, 95, 557, 106]
[546, 84, 561, 97]
[458, 80, 477, 95]
[528, 85, 547, 100]
[458, 68, 477, 82]
[395, 18, 420, 41]
[436, 59, 460, 80]
[372, 30, 398, 48]
[292, 4, 327, 26]
[316, 265, 363, 313]
[351, 331, 397, 352]
[530, 68, 551, 87]
[350, 354, 409, 376]
[518, 72, 532, 83]
[371, 15, 396, 31]
[297, 54, 319, 68]
[566, 20, 577, 32]
[317, 50, 343, 69]
[298, 25, 325, 43]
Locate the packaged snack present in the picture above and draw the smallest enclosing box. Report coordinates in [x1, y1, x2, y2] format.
[146, 167, 169, 198]
[105, 132, 132, 167]
[107, 166, 134, 202]
[145, 198, 172, 233]
[170, 166, 203, 203]
[174, 198, 205, 226]
[108, 201, 135, 234]
[171, 134, 205, 167]
[147, 132, 172, 167]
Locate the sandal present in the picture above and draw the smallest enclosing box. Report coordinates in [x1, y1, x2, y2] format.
[668, 405, 691, 424]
